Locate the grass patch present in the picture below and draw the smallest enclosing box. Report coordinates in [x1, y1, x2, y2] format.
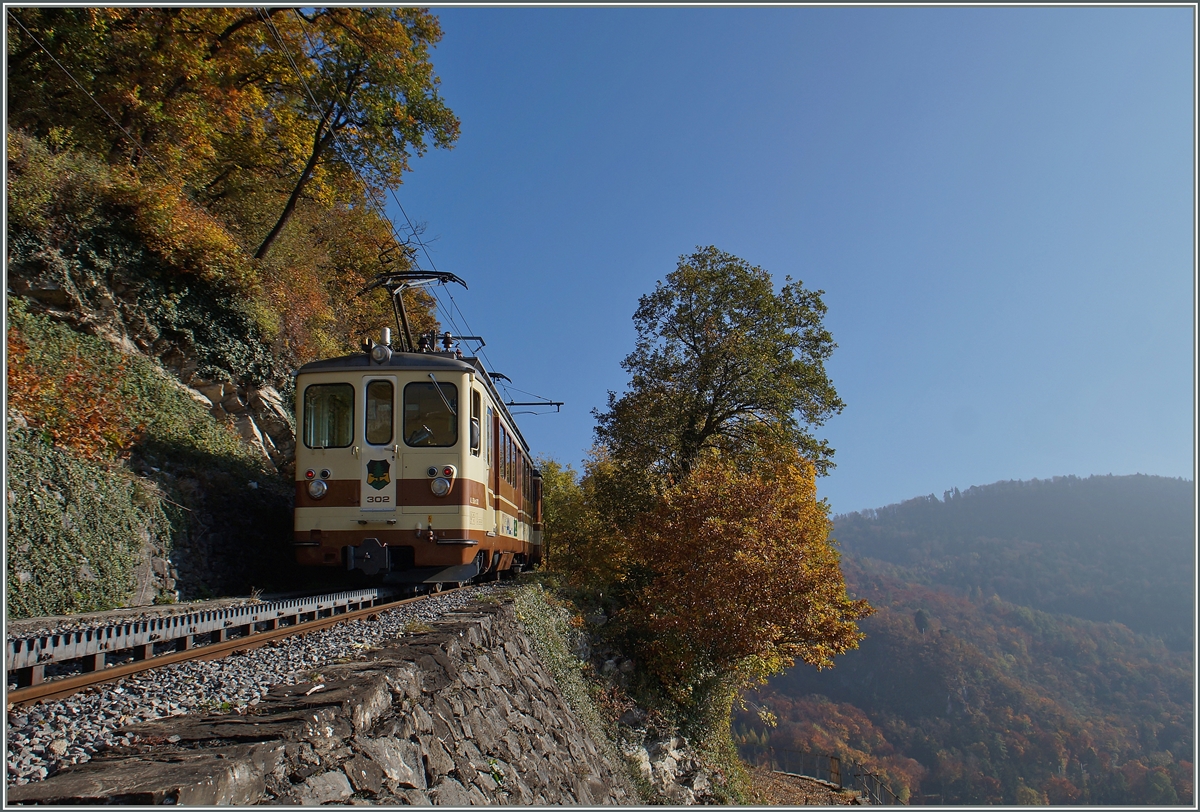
[513, 573, 760, 804]
[5, 428, 178, 617]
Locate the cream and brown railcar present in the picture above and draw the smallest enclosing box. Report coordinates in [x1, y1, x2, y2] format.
[293, 335, 543, 585]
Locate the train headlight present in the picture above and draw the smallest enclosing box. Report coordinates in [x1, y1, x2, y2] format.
[307, 479, 329, 499]
[369, 342, 392, 364]
[431, 477, 452, 497]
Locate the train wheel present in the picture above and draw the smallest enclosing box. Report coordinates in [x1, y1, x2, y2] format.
[432, 582, 444, 594]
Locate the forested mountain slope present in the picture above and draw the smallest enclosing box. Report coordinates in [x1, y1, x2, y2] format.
[735, 475, 1194, 805]
[834, 475, 1194, 649]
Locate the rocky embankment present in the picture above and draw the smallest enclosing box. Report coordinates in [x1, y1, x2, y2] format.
[8, 592, 641, 805]
[11, 254, 296, 476]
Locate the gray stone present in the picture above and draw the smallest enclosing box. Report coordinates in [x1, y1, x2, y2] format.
[413, 704, 434, 734]
[419, 735, 455, 782]
[343, 755, 385, 796]
[184, 387, 213, 409]
[6, 745, 272, 805]
[356, 736, 424, 790]
[195, 381, 227, 404]
[428, 776, 472, 806]
[300, 770, 354, 805]
[466, 783, 491, 805]
[398, 788, 433, 805]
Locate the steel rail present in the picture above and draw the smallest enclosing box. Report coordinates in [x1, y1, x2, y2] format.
[7, 589, 393, 677]
[6, 591, 432, 706]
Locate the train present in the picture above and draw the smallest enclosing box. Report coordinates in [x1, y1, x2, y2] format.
[292, 271, 543, 588]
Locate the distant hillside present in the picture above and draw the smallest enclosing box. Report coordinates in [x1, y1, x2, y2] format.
[735, 475, 1194, 805]
[833, 475, 1194, 650]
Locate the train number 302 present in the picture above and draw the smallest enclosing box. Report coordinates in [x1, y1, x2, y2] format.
[367, 495, 391, 503]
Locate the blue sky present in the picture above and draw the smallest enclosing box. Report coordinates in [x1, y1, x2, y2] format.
[390, 6, 1195, 516]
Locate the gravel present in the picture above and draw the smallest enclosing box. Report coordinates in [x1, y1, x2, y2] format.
[5, 584, 503, 787]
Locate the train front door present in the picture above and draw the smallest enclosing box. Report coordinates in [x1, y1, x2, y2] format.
[361, 377, 398, 513]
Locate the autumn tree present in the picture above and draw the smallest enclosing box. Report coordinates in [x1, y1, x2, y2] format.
[6, 8, 455, 366]
[5, 7, 459, 260]
[535, 453, 635, 591]
[547, 246, 869, 755]
[5, 8, 291, 186]
[617, 446, 872, 734]
[250, 8, 459, 258]
[594, 245, 844, 492]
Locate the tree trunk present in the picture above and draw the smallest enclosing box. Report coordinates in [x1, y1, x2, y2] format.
[254, 123, 336, 260]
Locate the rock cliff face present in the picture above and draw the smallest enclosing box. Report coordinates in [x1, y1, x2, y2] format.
[7, 600, 640, 806]
[9, 230, 296, 476]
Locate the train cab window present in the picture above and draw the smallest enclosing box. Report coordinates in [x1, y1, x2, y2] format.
[303, 383, 354, 449]
[365, 380, 393, 445]
[403, 381, 458, 447]
[470, 390, 481, 456]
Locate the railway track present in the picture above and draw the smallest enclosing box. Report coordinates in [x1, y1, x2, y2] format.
[6, 583, 500, 786]
[5, 586, 443, 706]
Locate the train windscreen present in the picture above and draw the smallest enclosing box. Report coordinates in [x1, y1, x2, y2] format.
[404, 381, 459, 447]
[303, 383, 354, 448]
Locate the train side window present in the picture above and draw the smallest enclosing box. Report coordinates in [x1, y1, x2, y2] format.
[500, 425, 508, 482]
[486, 406, 494, 467]
[303, 383, 354, 449]
[403, 381, 459, 447]
[365, 380, 393, 445]
[471, 390, 481, 456]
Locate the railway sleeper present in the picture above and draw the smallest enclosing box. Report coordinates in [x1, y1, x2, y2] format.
[6, 588, 399, 691]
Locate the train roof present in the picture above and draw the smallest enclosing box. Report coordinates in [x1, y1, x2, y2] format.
[294, 351, 533, 456]
[295, 351, 472, 375]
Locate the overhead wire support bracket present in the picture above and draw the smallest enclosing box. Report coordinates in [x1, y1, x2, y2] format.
[356, 270, 467, 297]
[505, 401, 564, 413]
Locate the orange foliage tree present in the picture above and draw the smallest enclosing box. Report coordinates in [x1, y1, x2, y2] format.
[617, 447, 872, 728]
[542, 247, 870, 744]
